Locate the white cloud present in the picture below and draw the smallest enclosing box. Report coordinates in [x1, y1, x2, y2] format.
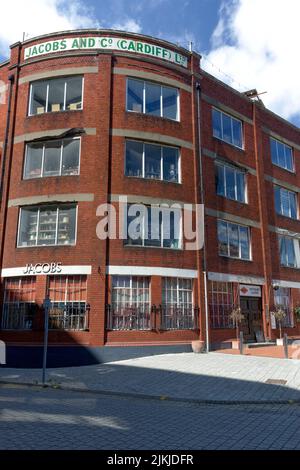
[205, 0, 300, 121]
[0, 0, 142, 58]
[112, 19, 141, 34]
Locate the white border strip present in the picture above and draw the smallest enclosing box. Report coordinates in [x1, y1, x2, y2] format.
[106, 265, 198, 278]
[272, 279, 300, 289]
[1, 265, 92, 277]
[208, 272, 265, 285]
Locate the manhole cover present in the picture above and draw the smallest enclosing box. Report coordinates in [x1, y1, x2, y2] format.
[265, 379, 287, 385]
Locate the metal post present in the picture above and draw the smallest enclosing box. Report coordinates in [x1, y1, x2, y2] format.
[239, 331, 244, 355]
[284, 333, 289, 359]
[42, 296, 51, 385]
[203, 271, 209, 353]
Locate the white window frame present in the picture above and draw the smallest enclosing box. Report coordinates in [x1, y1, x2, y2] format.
[279, 235, 300, 268]
[162, 277, 194, 308]
[28, 76, 84, 116]
[212, 107, 243, 149]
[125, 205, 182, 250]
[274, 185, 298, 219]
[17, 204, 78, 248]
[112, 276, 151, 307]
[216, 161, 247, 203]
[125, 139, 181, 183]
[270, 137, 294, 173]
[23, 137, 81, 179]
[218, 219, 251, 260]
[126, 77, 180, 121]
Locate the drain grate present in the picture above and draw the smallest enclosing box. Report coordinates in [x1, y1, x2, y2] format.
[265, 379, 287, 385]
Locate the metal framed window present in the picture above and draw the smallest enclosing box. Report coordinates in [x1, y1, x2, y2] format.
[274, 186, 298, 219]
[208, 281, 234, 329]
[125, 139, 180, 183]
[28, 76, 84, 116]
[47, 275, 88, 330]
[1, 277, 36, 330]
[270, 137, 294, 172]
[217, 219, 251, 260]
[24, 137, 81, 179]
[274, 287, 293, 327]
[279, 235, 300, 268]
[108, 276, 151, 330]
[126, 78, 179, 121]
[125, 204, 182, 249]
[212, 107, 243, 149]
[161, 278, 195, 330]
[17, 204, 77, 247]
[215, 162, 246, 203]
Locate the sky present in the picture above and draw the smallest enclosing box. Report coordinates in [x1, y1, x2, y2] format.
[1, 0, 300, 126]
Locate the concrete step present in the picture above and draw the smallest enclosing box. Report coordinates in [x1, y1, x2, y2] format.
[246, 342, 276, 349]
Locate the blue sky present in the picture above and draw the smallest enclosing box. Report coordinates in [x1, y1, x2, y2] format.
[87, 0, 222, 52]
[1, 0, 300, 125]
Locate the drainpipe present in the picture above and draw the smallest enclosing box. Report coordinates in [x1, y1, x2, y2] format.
[0, 44, 21, 276]
[0, 74, 15, 200]
[195, 82, 210, 353]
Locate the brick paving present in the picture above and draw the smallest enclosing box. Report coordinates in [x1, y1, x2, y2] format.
[1, 352, 300, 402]
[1, 385, 300, 450]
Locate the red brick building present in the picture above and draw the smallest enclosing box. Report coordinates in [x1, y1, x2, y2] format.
[0, 29, 299, 366]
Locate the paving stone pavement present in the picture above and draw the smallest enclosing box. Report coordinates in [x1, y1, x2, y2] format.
[0, 386, 300, 450]
[1, 352, 300, 402]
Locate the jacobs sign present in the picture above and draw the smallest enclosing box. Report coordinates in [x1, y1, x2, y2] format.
[24, 37, 188, 68]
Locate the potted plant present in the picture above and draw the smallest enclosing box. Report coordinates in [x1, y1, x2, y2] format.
[229, 307, 245, 349]
[270, 306, 287, 345]
[294, 305, 300, 323]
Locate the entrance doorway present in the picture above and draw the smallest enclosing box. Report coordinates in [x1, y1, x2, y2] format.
[240, 297, 263, 342]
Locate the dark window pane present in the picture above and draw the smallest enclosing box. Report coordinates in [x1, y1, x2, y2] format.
[290, 192, 297, 219]
[218, 220, 228, 256]
[62, 139, 80, 176]
[47, 78, 65, 112]
[212, 109, 222, 139]
[162, 86, 177, 120]
[270, 138, 278, 165]
[163, 147, 178, 182]
[145, 82, 161, 116]
[24, 144, 43, 179]
[222, 114, 232, 143]
[30, 82, 47, 115]
[216, 165, 225, 196]
[18, 208, 38, 246]
[279, 237, 286, 265]
[286, 238, 296, 267]
[228, 223, 239, 257]
[285, 146, 293, 171]
[43, 141, 61, 176]
[277, 141, 286, 168]
[225, 167, 235, 200]
[280, 189, 290, 217]
[125, 141, 143, 177]
[127, 79, 143, 112]
[236, 172, 245, 202]
[65, 76, 83, 110]
[239, 226, 250, 259]
[232, 118, 242, 147]
[274, 187, 281, 214]
[145, 144, 161, 179]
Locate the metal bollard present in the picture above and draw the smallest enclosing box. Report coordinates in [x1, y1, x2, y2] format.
[239, 331, 244, 355]
[284, 333, 289, 359]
